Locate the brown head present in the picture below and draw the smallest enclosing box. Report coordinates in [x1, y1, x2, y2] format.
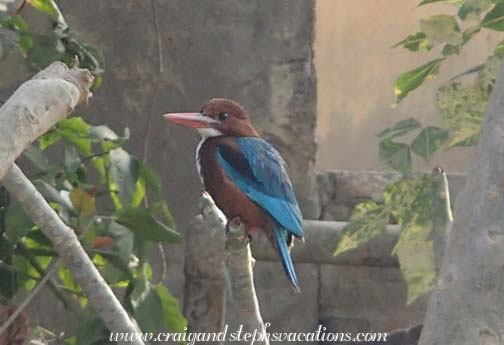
[162, 98, 259, 138]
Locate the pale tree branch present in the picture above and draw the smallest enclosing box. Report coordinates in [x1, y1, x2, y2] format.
[199, 193, 270, 345]
[0, 62, 144, 345]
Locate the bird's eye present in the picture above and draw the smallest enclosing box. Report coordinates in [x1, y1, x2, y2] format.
[218, 112, 229, 121]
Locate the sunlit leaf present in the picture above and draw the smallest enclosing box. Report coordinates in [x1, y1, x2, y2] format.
[395, 58, 444, 102]
[383, 177, 422, 221]
[334, 201, 389, 256]
[57, 117, 92, 155]
[392, 177, 436, 304]
[411, 126, 449, 160]
[395, 223, 436, 304]
[39, 130, 62, 150]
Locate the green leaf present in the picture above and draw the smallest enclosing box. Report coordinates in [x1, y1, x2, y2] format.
[134, 281, 163, 333]
[58, 265, 81, 294]
[383, 178, 422, 221]
[420, 15, 462, 45]
[411, 127, 449, 160]
[392, 32, 433, 51]
[392, 178, 436, 304]
[462, 25, 481, 45]
[334, 201, 389, 256]
[117, 208, 180, 243]
[155, 285, 187, 332]
[458, 0, 492, 20]
[109, 148, 139, 209]
[419, 0, 465, 5]
[494, 39, 504, 56]
[441, 43, 461, 56]
[419, 0, 448, 5]
[379, 140, 412, 176]
[395, 223, 436, 304]
[5, 200, 34, 243]
[377, 118, 422, 140]
[25, 34, 65, 72]
[395, 58, 444, 103]
[482, 3, 504, 30]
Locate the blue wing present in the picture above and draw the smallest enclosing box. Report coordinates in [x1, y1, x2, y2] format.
[216, 137, 303, 237]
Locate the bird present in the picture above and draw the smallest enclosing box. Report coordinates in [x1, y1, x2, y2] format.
[163, 98, 303, 292]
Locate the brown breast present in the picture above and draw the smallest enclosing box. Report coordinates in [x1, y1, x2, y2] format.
[198, 136, 273, 233]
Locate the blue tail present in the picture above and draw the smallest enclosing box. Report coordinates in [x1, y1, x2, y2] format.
[273, 224, 300, 293]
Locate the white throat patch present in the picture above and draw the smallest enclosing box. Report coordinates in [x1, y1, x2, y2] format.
[195, 127, 223, 181]
[197, 127, 223, 138]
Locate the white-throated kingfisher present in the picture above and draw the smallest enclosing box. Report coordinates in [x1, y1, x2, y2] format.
[163, 98, 303, 292]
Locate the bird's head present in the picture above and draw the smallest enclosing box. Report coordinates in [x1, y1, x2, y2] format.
[162, 98, 259, 138]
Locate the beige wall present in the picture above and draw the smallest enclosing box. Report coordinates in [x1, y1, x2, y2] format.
[315, 0, 501, 172]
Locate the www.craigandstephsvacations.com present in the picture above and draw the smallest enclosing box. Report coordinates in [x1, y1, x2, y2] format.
[109, 324, 389, 343]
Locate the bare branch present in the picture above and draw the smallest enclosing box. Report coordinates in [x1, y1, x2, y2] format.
[199, 193, 270, 345]
[0, 62, 144, 345]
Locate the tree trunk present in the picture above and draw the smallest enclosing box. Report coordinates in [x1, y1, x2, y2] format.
[418, 60, 504, 344]
[0, 62, 144, 345]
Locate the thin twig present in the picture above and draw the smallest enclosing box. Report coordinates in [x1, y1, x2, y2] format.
[151, 0, 164, 75]
[143, 1, 168, 284]
[0, 260, 58, 337]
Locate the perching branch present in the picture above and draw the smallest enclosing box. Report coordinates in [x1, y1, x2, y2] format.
[199, 193, 270, 345]
[0, 62, 144, 345]
[419, 59, 504, 345]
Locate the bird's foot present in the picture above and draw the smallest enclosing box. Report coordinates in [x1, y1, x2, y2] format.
[225, 217, 251, 247]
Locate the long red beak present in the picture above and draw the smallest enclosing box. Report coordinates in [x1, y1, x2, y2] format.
[162, 112, 219, 128]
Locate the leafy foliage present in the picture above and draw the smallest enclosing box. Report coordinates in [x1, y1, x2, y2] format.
[393, 0, 503, 104]
[336, 0, 504, 305]
[0, 1, 186, 342]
